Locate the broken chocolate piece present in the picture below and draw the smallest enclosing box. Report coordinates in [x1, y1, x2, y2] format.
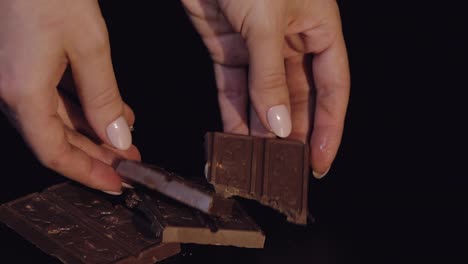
[116, 160, 234, 216]
[125, 189, 265, 249]
[205, 132, 310, 225]
[0, 183, 180, 264]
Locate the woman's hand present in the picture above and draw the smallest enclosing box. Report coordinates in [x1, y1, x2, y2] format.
[0, 0, 138, 193]
[182, 0, 350, 178]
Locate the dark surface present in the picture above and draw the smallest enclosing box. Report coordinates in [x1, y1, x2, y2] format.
[205, 132, 309, 224]
[0, 183, 180, 264]
[125, 189, 265, 248]
[0, 1, 467, 264]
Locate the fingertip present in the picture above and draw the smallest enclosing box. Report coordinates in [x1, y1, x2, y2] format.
[267, 104, 292, 138]
[312, 168, 330, 179]
[87, 158, 122, 193]
[123, 103, 135, 126]
[106, 116, 132, 150]
[126, 145, 142, 161]
[309, 128, 340, 179]
[103, 144, 141, 164]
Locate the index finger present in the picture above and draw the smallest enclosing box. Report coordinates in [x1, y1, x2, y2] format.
[18, 87, 123, 193]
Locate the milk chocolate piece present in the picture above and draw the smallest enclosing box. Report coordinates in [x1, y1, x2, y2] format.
[205, 132, 310, 225]
[116, 160, 234, 216]
[125, 189, 265, 248]
[0, 183, 180, 264]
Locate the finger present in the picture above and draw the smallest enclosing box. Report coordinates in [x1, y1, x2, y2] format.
[57, 92, 140, 163]
[65, 126, 141, 168]
[57, 91, 135, 142]
[214, 63, 249, 135]
[285, 55, 313, 143]
[102, 144, 141, 163]
[58, 68, 135, 127]
[57, 90, 98, 141]
[19, 89, 122, 194]
[123, 103, 135, 127]
[65, 3, 132, 150]
[310, 27, 350, 178]
[249, 105, 276, 137]
[245, 20, 292, 138]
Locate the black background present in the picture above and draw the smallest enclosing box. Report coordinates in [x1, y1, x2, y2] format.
[1, 1, 466, 263]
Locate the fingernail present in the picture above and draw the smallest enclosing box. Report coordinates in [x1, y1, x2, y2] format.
[122, 182, 134, 189]
[103, 190, 122, 195]
[106, 116, 132, 150]
[267, 105, 292, 138]
[129, 125, 134, 132]
[313, 168, 330, 179]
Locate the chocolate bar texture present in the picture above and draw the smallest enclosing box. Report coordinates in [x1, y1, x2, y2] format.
[116, 160, 235, 216]
[205, 132, 310, 225]
[124, 189, 265, 248]
[0, 183, 180, 264]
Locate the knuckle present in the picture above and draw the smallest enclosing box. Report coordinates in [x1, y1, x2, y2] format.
[290, 90, 309, 106]
[204, 36, 248, 66]
[319, 28, 338, 46]
[87, 87, 121, 112]
[316, 87, 334, 104]
[318, 74, 349, 95]
[73, 30, 110, 60]
[39, 144, 69, 170]
[218, 84, 245, 100]
[253, 71, 287, 93]
[303, 27, 338, 53]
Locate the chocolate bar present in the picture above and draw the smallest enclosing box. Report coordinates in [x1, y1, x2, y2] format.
[0, 183, 180, 264]
[205, 132, 310, 225]
[116, 160, 235, 216]
[124, 189, 266, 249]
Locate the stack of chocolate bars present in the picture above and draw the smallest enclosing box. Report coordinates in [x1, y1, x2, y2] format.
[0, 132, 310, 264]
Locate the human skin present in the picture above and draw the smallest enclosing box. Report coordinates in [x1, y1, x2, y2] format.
[0, 0, 138, 194]
[0, 0, 349, 194]
[182, 0, 350, 178]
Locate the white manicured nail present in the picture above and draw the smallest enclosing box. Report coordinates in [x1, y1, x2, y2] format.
[313, 168, 330, 179]
[106, 116, 132, 150]
[121, 182, 134, 189]
[267, 105, 292, 138]
[103, 190, 122, 195]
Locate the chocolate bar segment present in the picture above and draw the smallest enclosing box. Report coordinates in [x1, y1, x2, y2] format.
[206, 132, 253, 192]
[44, 183, 165, 256]
[116, 160, 234, 216]
[125, 189, 265, 249]
[0, 183, 180, 264]
[263, 138, 309, 223]
[205, 132, 310, 225]
[0, 193, 127, 263]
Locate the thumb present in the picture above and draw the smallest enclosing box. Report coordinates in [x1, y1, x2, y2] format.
[246, 30, 292, 138]
[65, 12, 132, 150]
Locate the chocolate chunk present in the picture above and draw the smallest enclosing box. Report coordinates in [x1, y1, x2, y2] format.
[116, 160, 235, 216]
[0, 183, 180, 264]
[125, 189, 265, 248]
[205, 132, 310, 225]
